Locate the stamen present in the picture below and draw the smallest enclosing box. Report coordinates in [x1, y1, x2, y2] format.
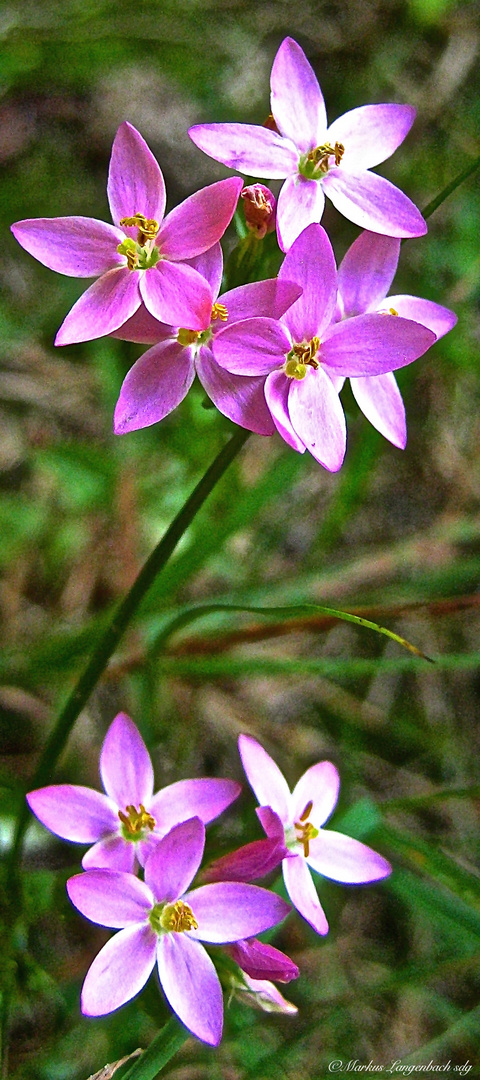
[378, 307, 399, 316]
[118, 804, 156, 835]
[299, 800, 314, 822]
[120, 212, 160, 246]
[285, 338, 320, 379]
[307, 141, 344, 173]
[160, 900, 198, 933]
[211, 302, 228, 322]
[294, 801, 319, 857]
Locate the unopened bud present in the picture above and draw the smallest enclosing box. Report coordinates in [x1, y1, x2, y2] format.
[231, 973, 298, 1015]
[241, 184, 276, 239]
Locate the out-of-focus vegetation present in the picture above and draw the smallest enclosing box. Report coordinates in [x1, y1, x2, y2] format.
[1, 0, 480, 1077]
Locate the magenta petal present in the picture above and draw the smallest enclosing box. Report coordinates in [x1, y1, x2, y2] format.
[322, 314, 436, 376]
[351, 373, 406, 449]
[140, 261, 212, 330]
[11, 217, 124, 277]
[279, 223, 337, 340]
[291, 761, 340, 829]
[228, 938, 299, 982]
[288, 368, 346, 472]
[186, 882, 290, 943]
[157, 934, 223, 1046]
[149, 777, 241, 837]
[26, 785, 118, 842]
[282, 854, 329, 935]
[383, 294, 457, 339]
[271, 37, 327, 151]
[114, 341, 195, 434]
[213, 318, 290, 376]
[307, 830, 392, 884]
[110, 304, 172, 344]
[276, 174, 325, 253]
[218, 279, 302, 325]
[188, 123, 297, 179]
[55, 268, 141, 345]
[82, 835, 136, 873]
[196, 346, 275, 436]
[324, 168, 427, 237]
[203, 836, 286, 883]
[187, 242, 223, 297]
[328, 104, 416, 170]
[337, 231, 401, 316]
[67, 869, 153, 927]
[264, 370, 306, 453]
[100, 712, 154, 810]
[238, 735, 291, 822]
[256, 805, 287, 842]
[82, 924, 156, 1017]
[144, 818, 205, 902]
[107, 122, 166, 229]
[159, 178, 243, 260]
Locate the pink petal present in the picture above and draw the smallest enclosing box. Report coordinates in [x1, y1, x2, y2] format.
[264, 370, 307, 452]
[351, 373, 406, 449]
[54, 268, 141, 345]
[238, 734, 291, 823]
[140, 261, 212, 330]
[81, 924, 157, 1016]
[26, 785, 118, 843]
[321, 313, 436, 376]
[327, 104, 416, 170]
[307, 830, 392, 883]
[159, 178, 243, 260]
[212, 317, 290, 375]
[114, 341, 195, 434]
[288, 367, 346, 472]
[67, 869, 153, 927]
[149, 777, 241, 837]
[157, 934, 223, 1046]
[282, 854, 329, 935]
[382, 294, 457, 339]
[228, 938, 299, 982]
[110, 305, 172, 344]
[187, 242, 223, 297]
[218, 278, 302, 326]
[271, 37, 327, 152]
[11, 217, 125, 277]
[186, 882, 290, 942]
[291, 761, 340, 829]
[144, 818, 206, 902]
[279, 223, 336, 340]
[324, 168, 427, 237]
[337, 231, 401, 316]
[202, 836, 286, 883]
[276, 174, 325, 253]
[196, 345, 275, 436]
[82, 834, 136, 873]
[256, 806, 288, 841]
[100, 712, 154, 809]
[107, 122, 166, 229]
[188, 122, 298, 178]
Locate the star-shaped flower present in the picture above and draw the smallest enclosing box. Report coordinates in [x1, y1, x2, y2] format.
[11, 122, 242, 342]
[189, 37, 426, 250]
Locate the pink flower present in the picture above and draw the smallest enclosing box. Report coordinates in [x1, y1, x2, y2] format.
[27, 712, 240, 872]
[11, 122, 242, 343]
[189, 37, 426, 250]
[66, 817, 291, 1044]
[238, 734, 391, 936]
[212, 224, 436, 471]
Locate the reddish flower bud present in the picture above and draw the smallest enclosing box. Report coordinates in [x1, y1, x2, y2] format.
[241, 184, 276, 239]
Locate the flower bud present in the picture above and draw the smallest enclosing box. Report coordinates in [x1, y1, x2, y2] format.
[241, 184, 276, 239]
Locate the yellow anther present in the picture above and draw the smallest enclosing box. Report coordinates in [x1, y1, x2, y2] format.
[125, 248, 138, 271]
[378, 307, 399, 316]
[118, 804, 156, 835]
[299, 800, 314, 822]
[307, 141, 344, 173]
[285, 337, 320, 379]
[120, 213, 160, 246]
[160, 900, 198, 933]
[211, 302, 228, 322]
[294, 800, 319, 858]
[285, 359, 307, 380]
[177, 327, 200, 346]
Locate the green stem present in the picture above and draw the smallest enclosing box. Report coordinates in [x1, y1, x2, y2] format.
[8, 427, 250, 871]
[421, 151, 480, 220]
[119, 1016, 189, 1080]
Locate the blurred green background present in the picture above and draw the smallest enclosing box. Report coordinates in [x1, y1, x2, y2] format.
[1, 0, 480, 1076]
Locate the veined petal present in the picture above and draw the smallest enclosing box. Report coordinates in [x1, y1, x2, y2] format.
[307, 830, 392, 883]
[188, 122, 298, 178]
[107, 121, 166, 229]
[140, 261, 212, 330]
[264, 370, 307, 453]
[202, 836, 286, 883]
[228, 938, 299, 982]
[212, 317, 290, 375]
[321, 313, 436, 376]
[324, 168, 427, 237]
[337, 231, 401, 316]
[82, 924, 156, 1016]
[149, 777, 241, 838]
[144, 818, 205, 902]
[187, 242, 223, 297]
[282, 854, 329, 935]
[382, 295, 457, 339]
[279, 223, 336, 340]
[114, 341, 195, 434]
[110, 305, 172, 344]
[196, 346, 276, 436]
[157, 934, 223, 1046]
[351, 373, 407, 449]
[11, 217, 124, 277]
[100, 712, 154, 809]
[291, 761, 340, 829]
[327, 104, 416, 170]
[26, 784, 118, 843]
[271, 37, 327, 151]
[67, 869, 153, 927]
[159, 178, 243, 260]
[82, 834, 136, 873]
[186, 882, 290, 943]
[54, 268, 141, 345]
[288, 367, 346, 472]
[218, 278, 302, 325]
[238, 734, 291, 823]
[276, 175, 325, 253]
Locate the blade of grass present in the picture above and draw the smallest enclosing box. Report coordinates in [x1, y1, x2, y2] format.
[118, 1016, 189, 1080]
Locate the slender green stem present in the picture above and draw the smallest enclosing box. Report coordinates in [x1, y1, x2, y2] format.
[421, 151, 480, 220]
[8, 427, 250, 870]
[119, 1016, 189, 1080]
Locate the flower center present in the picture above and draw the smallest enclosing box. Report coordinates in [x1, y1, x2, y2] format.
[285, 338, 320, 380]
[293, 801, 319, 858]
[299, 142, 344, 181]
[176, 303, 228, 349]
[149, 900, 199, 934]
[117, 212, 161, 271]
[118, 803, 156, 837]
